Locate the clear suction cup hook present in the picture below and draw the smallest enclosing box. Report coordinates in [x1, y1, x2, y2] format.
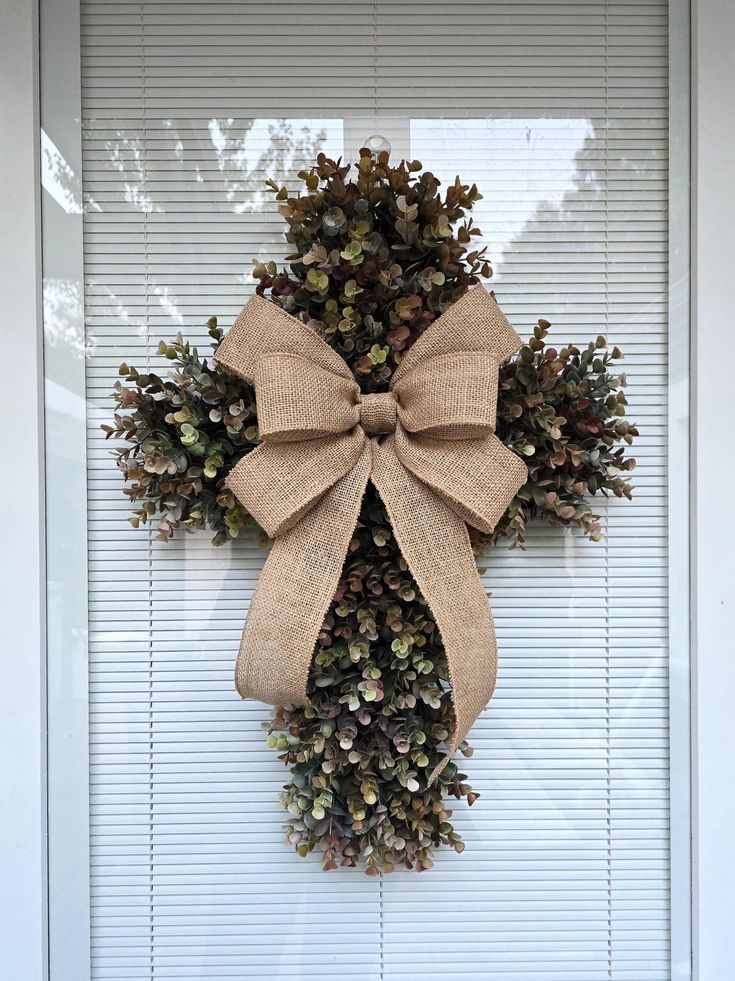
[364, 134, 391, 157]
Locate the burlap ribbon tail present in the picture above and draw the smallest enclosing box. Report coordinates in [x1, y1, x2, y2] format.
[214, 284, 527, 784]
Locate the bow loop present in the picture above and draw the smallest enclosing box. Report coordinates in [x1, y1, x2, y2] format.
[254, 354, 359, 442]
[393, 351, 500, 440]
[215, 294, 353, 383]
[228, 430, 365, 538]
[393, 284, 523, 382]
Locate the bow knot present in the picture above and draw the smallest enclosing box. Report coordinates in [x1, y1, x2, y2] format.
[214, 285, 528, 783]
[359, 392, 398, 434]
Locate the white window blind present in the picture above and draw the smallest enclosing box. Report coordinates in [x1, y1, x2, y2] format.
[81, 2, 671, 978]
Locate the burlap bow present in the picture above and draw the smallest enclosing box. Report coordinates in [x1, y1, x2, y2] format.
[215, 284, 527, 783]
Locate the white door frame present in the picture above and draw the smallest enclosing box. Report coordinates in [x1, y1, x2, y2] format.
[690, 1, 735, 978]
[0, 1, 47, 979]
[3, 1, 734, 978]
[39, 0, 90, 977]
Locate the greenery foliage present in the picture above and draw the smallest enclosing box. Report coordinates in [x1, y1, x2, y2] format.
[105, 151, 637, 872]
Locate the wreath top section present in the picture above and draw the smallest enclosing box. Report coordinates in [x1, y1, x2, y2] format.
[255, 150, 492, 393]
[106, 151, 637, 552]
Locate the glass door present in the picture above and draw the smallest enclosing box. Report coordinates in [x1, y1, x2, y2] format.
[43, 2, 690, 978]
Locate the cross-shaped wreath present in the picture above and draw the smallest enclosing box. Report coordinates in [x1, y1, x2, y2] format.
[106, 150, 637, 873]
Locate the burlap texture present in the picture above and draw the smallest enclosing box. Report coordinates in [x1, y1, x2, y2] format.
[214, 285, 528, 783]
[235, 444, 372, 705]
[393, 351, 500, 439]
